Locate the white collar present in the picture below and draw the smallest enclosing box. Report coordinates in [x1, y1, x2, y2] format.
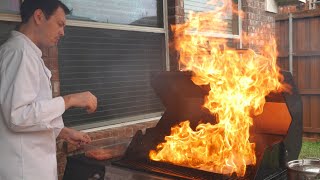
[11, 30, 43, 58]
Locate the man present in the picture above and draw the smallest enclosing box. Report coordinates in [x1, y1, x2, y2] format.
[0, 0, 97, 180]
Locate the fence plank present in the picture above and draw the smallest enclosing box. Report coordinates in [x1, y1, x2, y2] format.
[277, 14, 320, 134]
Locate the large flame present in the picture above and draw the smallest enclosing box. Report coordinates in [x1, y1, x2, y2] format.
[150, 0, 286, 177]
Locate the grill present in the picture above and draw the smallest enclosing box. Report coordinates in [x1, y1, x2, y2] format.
[112, 70, 303, 180]
[63, 70, 302, 180]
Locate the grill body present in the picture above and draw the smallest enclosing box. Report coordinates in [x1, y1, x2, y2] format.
[113, 71, 302, 180]
[63, 71, 302, 180]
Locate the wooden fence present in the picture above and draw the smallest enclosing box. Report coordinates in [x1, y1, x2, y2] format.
[276, 10, 320, 134]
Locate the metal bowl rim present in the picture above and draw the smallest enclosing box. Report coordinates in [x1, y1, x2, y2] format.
[287, 158, 320, 175]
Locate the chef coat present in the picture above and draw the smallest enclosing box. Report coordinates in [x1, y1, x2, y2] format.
[0, 31, 65, 180]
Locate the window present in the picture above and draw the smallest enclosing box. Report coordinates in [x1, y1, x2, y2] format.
[180, 0, 242, 52]
[58, 0, 168, 128]
[58, 27, 166, 128]
[0, 0, 20, 14]
[61, 0, 163, 27]
[0, 21, 18, 44]
[184, 0, 240, 38]
[0, 0, 20, 62]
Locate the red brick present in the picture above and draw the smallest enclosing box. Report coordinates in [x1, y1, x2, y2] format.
[57, 162, 66, 178]
[88, 132, 97, 140]
[57, 150, 67, 160]
[168, 0, 184, 8]
[56, 140, 66, 152]
[144, 120, 159, 128]
[94, 131, 105, 140]
[66, 143, 79, 153]
[42, 57, 50, 68]
[49, 47, 58, 59]
[112, 126, 134, 138]
[131, 123, 147, 134]
[51, 52, 60, 67]
[168, 16, 185, 24]
[41, 47, 49, 57]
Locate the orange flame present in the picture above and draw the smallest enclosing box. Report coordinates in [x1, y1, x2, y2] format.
[150, 0, 285, 176]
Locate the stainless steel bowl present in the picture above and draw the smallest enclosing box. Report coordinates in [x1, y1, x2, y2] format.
[287, 158, 320, 180]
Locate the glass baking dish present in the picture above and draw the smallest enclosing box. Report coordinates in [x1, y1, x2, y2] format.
[82, 137, 131, 160]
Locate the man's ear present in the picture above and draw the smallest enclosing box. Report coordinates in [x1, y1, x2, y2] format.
[33, 9, 46, 25]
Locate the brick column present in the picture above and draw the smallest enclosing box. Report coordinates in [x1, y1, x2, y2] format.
[41, 46, 61, 97]
[241, 0, 276, 53]
[41, 47, 66, 180]
[168, 0, 185, 71]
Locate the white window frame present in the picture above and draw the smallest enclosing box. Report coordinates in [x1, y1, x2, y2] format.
[265, 0, 278, 13]
[183, 0, 242, 41]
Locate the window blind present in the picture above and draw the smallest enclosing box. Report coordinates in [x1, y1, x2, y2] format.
[0, 21, 17, 44]
[58, 26, 165, 127]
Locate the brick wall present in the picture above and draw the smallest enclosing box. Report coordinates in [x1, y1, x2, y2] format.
[168, 0, 185, 71]
[41, 46, 60, 97]
[241, 0, 276, 52]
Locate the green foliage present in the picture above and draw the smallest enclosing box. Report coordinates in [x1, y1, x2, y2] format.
[299, 141, 320, 159]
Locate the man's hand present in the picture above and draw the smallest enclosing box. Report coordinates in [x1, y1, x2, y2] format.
[59, 127, 91, 146]
[63, 91, 97, 113]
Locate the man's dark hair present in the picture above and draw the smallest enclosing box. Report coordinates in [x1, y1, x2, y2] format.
[20, 0, 71, 24]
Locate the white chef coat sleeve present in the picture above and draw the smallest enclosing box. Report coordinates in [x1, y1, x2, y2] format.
[0, 49, 66, 132]
[51, 116, 65, 138]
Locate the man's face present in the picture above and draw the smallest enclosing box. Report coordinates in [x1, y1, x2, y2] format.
[38, 7, 66, 47]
